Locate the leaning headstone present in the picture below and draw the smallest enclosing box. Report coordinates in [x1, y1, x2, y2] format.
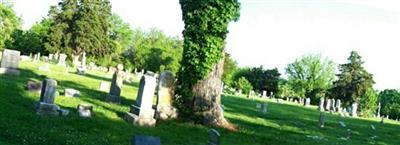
[339, 121, 346, 128]
[319, 112, 325, 128]
[0, 49, 20, 75]
[318, 97, 325, 111]
[208, 129, 220, 145]
[131, 135, 161, 145]
[351, 102, 358, 117]
[77, 104, 93, 117]
[105, 64, 124, 103]
[64, 88, 80, 97]
[156, 71, 178, 120]
[58, 53, 67, 66]
[35, 79, 68, 116]
[125, 72, 157, 126]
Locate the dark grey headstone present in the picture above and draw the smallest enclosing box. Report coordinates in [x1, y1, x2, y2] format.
[132, 135, 161, 145]
[208, 129, 220, 145]
[39, 79, 58, 104]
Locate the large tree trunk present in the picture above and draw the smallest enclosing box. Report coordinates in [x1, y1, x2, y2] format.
[192, 56, 236, 131]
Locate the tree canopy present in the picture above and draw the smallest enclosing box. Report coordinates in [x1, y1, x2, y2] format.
[285, 54, 335, 100]
[0, 3, 21, 50]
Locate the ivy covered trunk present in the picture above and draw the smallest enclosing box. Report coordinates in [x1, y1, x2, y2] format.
[192, 58, 230, 128]
[177, 0, 240, 130]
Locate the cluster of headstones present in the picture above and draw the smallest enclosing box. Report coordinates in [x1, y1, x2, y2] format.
[317, 98, 348, 114]
[103, 64, 178, 127]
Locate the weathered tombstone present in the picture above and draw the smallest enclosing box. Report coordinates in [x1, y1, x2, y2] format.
[156, 71, 177, 120]
[20, 55, 31, 61]
[77, 104, 93, 117]
[38, 63, 50, 72]
[125, 72, 157, 126]
[208, 129, 220, 145]
[305, 98, 311, 107]
[64, 88, 80, 97]
[319, 112, 325, 128]
[325, 99, 331, 112]
[81, 52, 86, 68]
[36, 53, 41, 61]
[261, 102, 268, 114]
[131, 135, 161, 145]
[336, 99, 342, 113]
[105, 64, 124, 103]
[49, 54, 54, 61]
[380, 116, 385, 124]
[35, 79, 68, 116]
[351, 102, 358, 117]
[58, 53, 67, 66]
[318, 97, 325, 111]
[99, 81, 111, 92]
[330, 99, 336, 112]
[0, 49, 21, 75]
[54, 52, 59, 62]
[339, 121, 346, 128]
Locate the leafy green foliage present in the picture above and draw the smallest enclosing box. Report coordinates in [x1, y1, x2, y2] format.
[235, 77, 253, 95]
[233, 67, 281, 96]
[330, 51, 374, 107]
[44, 0, 112, 56]
[222, 53, 238, 87]
[285, 54, 335, 101]
[277, 80, 296, 98]
[379, 89, 400, 119]
[359, 88, 378, 117]
[0, 3, 21, 50]
[176, 0, 240, 115]
[5, 19, 52, 55]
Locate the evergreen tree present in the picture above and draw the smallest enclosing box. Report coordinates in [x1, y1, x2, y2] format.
[330, 51, 375, 107]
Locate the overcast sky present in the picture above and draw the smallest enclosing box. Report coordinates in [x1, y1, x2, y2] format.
[11, 0, 400, 90]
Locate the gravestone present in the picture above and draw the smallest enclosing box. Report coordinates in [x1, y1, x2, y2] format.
[77, 104, 93, 117]
[131, 135, 161, 145]
[49, 54, 54, 61]
[261, 102, 268, 114]
[336, 99, 342, 113]
[0, 51, 2, 60]
[305, 98, 311, 107]
[99, 81, 110, 92]
[58, 53, 67, 66]
[319, 112, 325, 128]
[54, 52, 59, 62]
[35, 79, 68, 116]
[325, 99, 331, 112]
[380, 116, 385, 124]
[0, 49, 21, 75]
[64, 88, 80, 97]
[20, 55, 30, 61]
[318, 97, 325, 111]
[125, 72, 157, 126]
[262, 90, 267, 98]
[81, 52, 86, 68]
[376, 102, 381, 118]
[105, 64, 124, 103]
[156, 71, 177, 120]
[208, 129, 220, 145]
[351, 102, 358, 117]
[330, 99, 336, 112]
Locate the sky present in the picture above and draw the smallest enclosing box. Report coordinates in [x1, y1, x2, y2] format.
[10, 0, 400, 90]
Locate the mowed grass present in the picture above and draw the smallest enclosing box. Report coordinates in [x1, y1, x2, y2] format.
[0, 61, 399, 145]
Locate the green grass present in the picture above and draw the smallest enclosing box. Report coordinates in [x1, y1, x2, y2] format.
[0, 61, 399, 145]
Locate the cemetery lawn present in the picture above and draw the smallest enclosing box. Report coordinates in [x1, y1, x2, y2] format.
[1, 61, 399, 145]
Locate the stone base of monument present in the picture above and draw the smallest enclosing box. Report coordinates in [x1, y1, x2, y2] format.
[155, 105, 178, 120]
[0, 68, 20, 75]
[35, 102, 69, 116]
[105, 95, 121, 103]
[125, 105, 156, 127]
